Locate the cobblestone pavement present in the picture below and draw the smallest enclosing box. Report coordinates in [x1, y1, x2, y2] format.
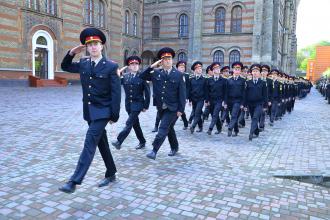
[0, 86, 330, 220]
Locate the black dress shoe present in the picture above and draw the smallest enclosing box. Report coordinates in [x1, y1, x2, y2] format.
[232, 132, 238, 137]
[168, 149, 178, 156]
[248, 134, 253, 141]
[259, 127, 264, 132]
[152, 127, 158, 132]
[207, 130, 212, 135]
[252, 134, 259, 138]
[227, 129, 232, 137]
[98, 175, 116, 187]
[269, 122, 274, 126]
[190, 127, 194, 134]
[146, 150, 157, 160]
[196, 128, 203, 133]
[59, 181, 76, 194]
[111, 141, 121, 150]
[215, 130, 221, 134]
[135, 142, 146, 150]
[183, 126, 188, 130]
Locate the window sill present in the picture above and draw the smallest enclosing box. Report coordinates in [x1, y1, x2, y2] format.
[21, 7, 62, 21]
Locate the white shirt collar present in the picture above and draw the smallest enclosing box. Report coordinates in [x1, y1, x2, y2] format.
[91, 56, 103, 66]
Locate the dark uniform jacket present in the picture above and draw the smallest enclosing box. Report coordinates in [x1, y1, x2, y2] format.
[188, 75, 208, 102]
[206, 76, 227, 103]
[244, 79, 268, 107]
[122, 72, 150, 112]
[61, 52, 121, 122]
[139, 67, 186, 113]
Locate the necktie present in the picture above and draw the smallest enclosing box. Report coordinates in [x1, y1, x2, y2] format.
[91, 61, 96, 76]
[254, 80, 257, 84]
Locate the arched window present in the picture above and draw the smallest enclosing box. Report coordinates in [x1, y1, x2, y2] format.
[231, 6, 242, 33]
[229, 50, 240, 66]
[177, 52, 187, 62]
[178, 14, 188, 37]
[98, 0, 105, 28]
[133, 13, 138, 36]
[215, 7, 225, 33]
[213, 50, 224, 66]
[152, 16, 160, 39]
[125, 11, 130, 34]
[84, 0, 94, 25]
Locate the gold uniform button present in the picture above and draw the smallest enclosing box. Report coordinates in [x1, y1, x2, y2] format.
[88, 102, 91, 105]
[90, 77, 92, 79]
[89, 85, 91, 88]
[88, 94, 91, 96]
[163, 86, 165, 88]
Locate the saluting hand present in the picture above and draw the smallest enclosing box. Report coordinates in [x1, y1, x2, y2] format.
[151, 59, 162, 68]
[177, 112, 182, 117]
[69, 45, 85, 56]
[117, 66, 128, 76]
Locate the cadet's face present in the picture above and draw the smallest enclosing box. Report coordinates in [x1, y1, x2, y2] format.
[233, 66, 241, 75]
[213, 67, 220, 75]
[128, 63, 140, 73]
[208, 70, 213, 76]
[195, 66, 202, 75]
[222, 70, 229, 76]
[162, 57, 173, 69]
[252, 69, 261, 78]
[261, 69, 268, 77]
[177, 65, 185, 73]
[86, 41, 103, 58]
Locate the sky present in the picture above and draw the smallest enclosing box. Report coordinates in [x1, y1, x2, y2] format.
[296, 0, 330, 49]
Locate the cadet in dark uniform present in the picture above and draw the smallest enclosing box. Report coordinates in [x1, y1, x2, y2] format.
[259, 64, 272, 131]
[176, 61, 190, 130]
[189, 61, 208, 134]
[202, 65, 213, 122]
[268, 69, 282, 126]
[112, 56, 150, 150]
[138, 47, 186, 160]
[206, 62, 227, 135]
[220, 66, 231, 125]
[227, 62, 245, 137]
[59, 28, 121, 193]
[244, 64, 268, 141]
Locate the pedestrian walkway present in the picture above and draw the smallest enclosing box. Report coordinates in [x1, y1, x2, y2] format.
[0, 86, 329, 219]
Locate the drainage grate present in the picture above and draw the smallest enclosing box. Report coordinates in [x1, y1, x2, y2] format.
[273, 175, 330, 188]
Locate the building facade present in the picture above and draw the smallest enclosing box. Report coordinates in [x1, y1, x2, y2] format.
[306, 46, 330, 83]
[0, 0, 299, 83]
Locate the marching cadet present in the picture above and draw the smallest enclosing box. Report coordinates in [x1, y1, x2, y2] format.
[202, 66, 213, 122]
[138, 47, 186, 160]
[220, 66, 231, 126]
[326, 79, 330, 104]
[59, 28, 121, 193]
[268, 69, 282, 126]
[206, 62, 227, 135]
[238, 67, 248, 128]
[227, 62, 245, 137]
[176, 61, 190, 130]
[189, 61, 208, 134]
[244, 64, 268, 141]
[111, 56, 150, 150]
[259, 64, 272, 131]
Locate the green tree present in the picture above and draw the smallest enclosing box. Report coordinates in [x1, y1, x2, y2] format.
[297, 41, 330, 71]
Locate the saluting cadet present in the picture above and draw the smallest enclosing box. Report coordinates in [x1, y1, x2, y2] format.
[59, 28, 121, 193]
[244, 64, 268, 141]
[206, 62, 227, 135]
[188, 61, 208, 134]
[111, 56, 150, 150]
[138, 47, 186, 160]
